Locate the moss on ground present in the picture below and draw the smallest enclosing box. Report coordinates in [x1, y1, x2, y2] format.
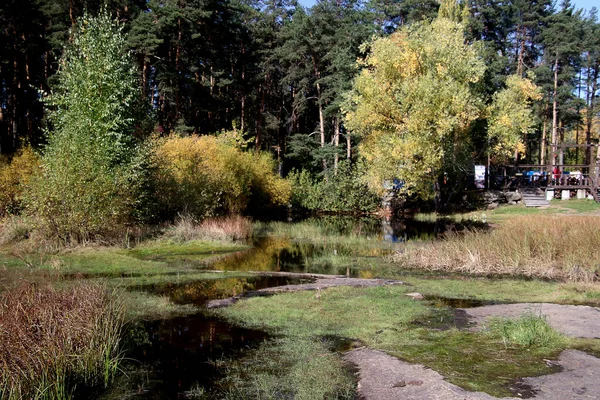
[216, 285, 595, 398]
[216, 337, 356, 399]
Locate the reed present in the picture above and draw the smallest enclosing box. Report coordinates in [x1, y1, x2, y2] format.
[391, 215, 600, 282]
[167, 214, 253, 242]
[0, 283, 124, 399]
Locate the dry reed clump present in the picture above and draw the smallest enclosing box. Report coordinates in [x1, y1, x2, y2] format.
[167, 214, 253, 242]
[0, 283, 124, 399]
[391, 215, 600, 282]
[0, 216, 33, 245]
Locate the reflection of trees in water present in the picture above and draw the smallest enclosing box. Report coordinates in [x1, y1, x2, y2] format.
[382, 217, 488, 243]
[211, 237, 292, 271]
[153, 278, 254, 306]
[302, 216, 383, 237]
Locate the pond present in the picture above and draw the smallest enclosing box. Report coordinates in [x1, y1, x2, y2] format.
[103, 216, 486, 399]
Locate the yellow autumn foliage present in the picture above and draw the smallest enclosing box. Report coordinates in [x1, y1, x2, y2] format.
[0, 147, 40, 216]
[488, 75, 542, 160]
[345, 17, 485, 196]
[153, 134, 291, 218]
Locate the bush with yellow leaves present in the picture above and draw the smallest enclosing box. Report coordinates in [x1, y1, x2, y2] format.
[0, 148, 40, 217]
[153, 134, 291, 219]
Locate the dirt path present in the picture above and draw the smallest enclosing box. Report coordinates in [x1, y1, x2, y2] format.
[344, 348, 600, 400]
[206, 274, 404, 308]
[461, 303, 600, 339]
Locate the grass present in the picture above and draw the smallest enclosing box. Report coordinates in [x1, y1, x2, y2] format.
[216, 337, 356, 400]
[215, 285, 578, 398]
[486, 313, 567, 349]
[391, 215, 600, 282]
[402, 276, 600, 306]
[254, 218, 390, 252]
[120, 290, 199, 320]
[165, 215, 253, 243]
[0, 283, 124, 399]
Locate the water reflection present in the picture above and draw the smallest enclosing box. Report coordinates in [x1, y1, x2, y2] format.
[109, 315, 267, 399]
[137, 275, 311, 307]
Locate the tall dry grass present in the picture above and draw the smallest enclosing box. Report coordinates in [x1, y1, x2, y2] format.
[167, 214, 253, 242]
[0, 283, 124, 399]
[391, 215, 600, 282]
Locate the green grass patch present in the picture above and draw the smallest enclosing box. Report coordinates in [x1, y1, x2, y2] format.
[120, 290, 199, 320]
[550, 199, 600, 214]
[216, 337, 356, 400]
[402, 277, 600, 306]
[218, 286, 424, 340]
[127, 239, 247, 261]
[486, 313, 567, 348]
[216, 285, 573, 398]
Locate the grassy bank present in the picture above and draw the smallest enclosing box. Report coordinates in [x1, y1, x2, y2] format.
[215, 285, 579, 397]
[0, 283, 124, 399]
[392, 215, 600, 282]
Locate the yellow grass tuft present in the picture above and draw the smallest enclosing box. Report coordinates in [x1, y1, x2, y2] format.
[391, 215, 600, 282]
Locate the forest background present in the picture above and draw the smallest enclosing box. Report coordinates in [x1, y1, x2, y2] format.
[1, 0, 600, 224]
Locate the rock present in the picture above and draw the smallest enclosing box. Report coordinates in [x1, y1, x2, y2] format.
[406, 292, 424, 300]
[407, 380, 423, 386]
[505, 191, 522, 202]
[487, 202, 499, 210]
[508, 201, 516, 205]
[482, 190, 506, 204]
[393, 380, 406, 388]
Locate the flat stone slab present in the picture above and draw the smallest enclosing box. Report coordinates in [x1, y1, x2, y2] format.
[462, 303, 600, 339]
[344, 348, 505, 400]
[521, 350, 600, 399]
[206, 275, 403, 308]
[344, 348, 600, 400]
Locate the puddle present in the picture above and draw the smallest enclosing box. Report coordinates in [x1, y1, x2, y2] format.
[510, 378, 540, 398]
[108, 314, 268, 399]
[136, 275, 313, 307]
[426, 295, 503, 309]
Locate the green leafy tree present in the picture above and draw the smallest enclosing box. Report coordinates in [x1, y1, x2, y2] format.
[27, 9, 146, 242]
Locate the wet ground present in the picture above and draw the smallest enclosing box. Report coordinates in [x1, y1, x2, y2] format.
[103, 216, 490, 398]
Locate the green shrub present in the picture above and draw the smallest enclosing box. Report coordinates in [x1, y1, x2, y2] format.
[25, 10, 147, 243]
[288, 161, 380, 213]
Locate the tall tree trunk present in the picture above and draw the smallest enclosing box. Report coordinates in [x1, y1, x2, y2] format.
[333, 117, 340, 175]
[346, 132, 351, 161]
[585, 63, 598, 165]
[312, 58, 326, 171]
[176, 17, 182, 120]
[540, 103, 548, 171]
[516, 25, 525, 76]
[69, 0, 75, 26]
[551, 57, 559, 168]
[256, 76, 268, 151]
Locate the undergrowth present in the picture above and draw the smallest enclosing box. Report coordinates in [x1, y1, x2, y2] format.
[0, 283, 124, 399]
